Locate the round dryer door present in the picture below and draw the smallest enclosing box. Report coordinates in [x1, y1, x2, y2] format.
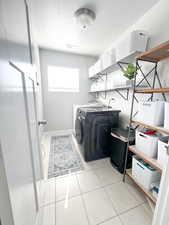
[75, 117, 83, 144]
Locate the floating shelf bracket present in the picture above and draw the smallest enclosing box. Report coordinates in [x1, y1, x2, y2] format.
[115, 88, 129, 101]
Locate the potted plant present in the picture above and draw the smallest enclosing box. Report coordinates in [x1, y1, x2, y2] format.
[122, 63, 136, 80]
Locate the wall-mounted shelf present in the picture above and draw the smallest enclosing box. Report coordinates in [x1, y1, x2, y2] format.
[131, 120, 169, 135]
[128, 145, 162, 171]
[89, 51, 140, 79]
[89, 85, 132, 93]
[137, 40, 169, 62]
[126, 169, 156, 204]
[89, 86, 132, 100]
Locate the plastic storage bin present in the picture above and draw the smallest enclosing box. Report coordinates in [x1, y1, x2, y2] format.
[164, 102, 169, 130]
[136, 130, 159, 158]
[137, 101, 164, 126]
[89, 65, 95, 78]
[94, 59, 102, 75]
[158, 136, 169, 168]
[116, 30, 148, 61]
[132, 156, 161, 190]
[101, 48, 116, 70]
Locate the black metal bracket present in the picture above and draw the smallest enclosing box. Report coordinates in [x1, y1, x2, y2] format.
[115, 88, 129, 101]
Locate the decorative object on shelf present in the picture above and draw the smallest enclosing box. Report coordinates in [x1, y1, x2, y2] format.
[116, 30, 148, 62]
[122, 63, 136, 80]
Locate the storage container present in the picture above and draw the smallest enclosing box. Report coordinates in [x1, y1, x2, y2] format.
[89, 65, 95, 78]
[94, 59, 102, 75]
[116, 30, 148, 61]
[158, 136, 169, 168]
[150, 181, 160, 199]
[137, 101, 164, 126]
[164, 102, 169, 130]
[136, 130, 159, 158]
[101, 48, 116, 70]
[132, 156, 161, 190]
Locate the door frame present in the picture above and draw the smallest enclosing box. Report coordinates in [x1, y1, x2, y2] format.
[153, 156, 169, 225]
[9, 61, 39, 212]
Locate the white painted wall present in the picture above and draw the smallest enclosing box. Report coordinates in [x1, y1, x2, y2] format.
[40, 48, 96, 131]
[96, 0, 169, 128]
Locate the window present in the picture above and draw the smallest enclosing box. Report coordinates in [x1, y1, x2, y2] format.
[47, 66, 79, 92]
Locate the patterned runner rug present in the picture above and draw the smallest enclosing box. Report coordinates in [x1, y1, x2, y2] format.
[48, 135, 84, 178]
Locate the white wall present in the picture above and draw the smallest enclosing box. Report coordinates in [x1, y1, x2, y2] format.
[40, 48, 96, 131]
[97, 0, 169, 128]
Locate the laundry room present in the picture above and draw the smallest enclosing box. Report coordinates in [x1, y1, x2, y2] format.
[1, 1, 169, 225]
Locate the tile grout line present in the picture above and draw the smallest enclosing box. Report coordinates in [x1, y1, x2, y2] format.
[75, 173, 91, 225]
[102, 184, 148, 223]
[124, 179, 147, 204]
[45, 134, 150, 225]
[41, 180, 122, 207]
[96, 215, 120, 225]
[42, 173, 139, 207]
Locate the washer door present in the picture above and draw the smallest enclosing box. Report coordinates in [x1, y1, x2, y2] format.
[75, 116, 83, 144]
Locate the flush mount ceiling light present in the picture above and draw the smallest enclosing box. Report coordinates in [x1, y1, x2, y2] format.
[74, 8, 96, 30]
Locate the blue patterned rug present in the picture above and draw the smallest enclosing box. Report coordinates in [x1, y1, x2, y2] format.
[48, 135, 84, 178]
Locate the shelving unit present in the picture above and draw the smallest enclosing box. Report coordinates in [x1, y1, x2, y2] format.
[123, 40, 169, 204]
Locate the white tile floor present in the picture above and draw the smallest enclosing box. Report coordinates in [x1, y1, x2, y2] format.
[37, 134, 153, 225]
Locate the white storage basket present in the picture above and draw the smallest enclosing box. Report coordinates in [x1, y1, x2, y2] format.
[137, 101, 164, 126]
[136, 130, 159, 158]
[132, 156, 161, 190]
[116, 30, 148, 61]
[164, 102, 169, 130]
[94, 59, 102, 75]
[158, 136, 169, 168]
[101, 49, 116, 70]
[89, 65, 95, 78]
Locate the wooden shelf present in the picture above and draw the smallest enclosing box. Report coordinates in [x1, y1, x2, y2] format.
[128, 145, 162, 171]
[136, 40, 169, 62]
[126, 169, 156, 204]
[135, 88, 169, 94]
[132, 120, 169, 135]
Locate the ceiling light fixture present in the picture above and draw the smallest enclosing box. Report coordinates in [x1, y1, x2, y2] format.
[74, 8, 96, 30]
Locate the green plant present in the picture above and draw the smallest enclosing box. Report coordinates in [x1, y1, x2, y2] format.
[122, 63, 136, 80]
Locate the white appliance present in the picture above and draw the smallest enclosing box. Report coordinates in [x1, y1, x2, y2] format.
[136, 130, 160, 158]
[137, 101, 164, 126]
[116, 30, 148, 61]
[132, 156, 161, 190]
[158, 136, 169, 168]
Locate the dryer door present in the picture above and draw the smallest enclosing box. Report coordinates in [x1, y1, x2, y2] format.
[75, 116, 83, 144]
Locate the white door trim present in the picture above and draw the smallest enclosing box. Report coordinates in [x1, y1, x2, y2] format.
[153, 157, 169, 225]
